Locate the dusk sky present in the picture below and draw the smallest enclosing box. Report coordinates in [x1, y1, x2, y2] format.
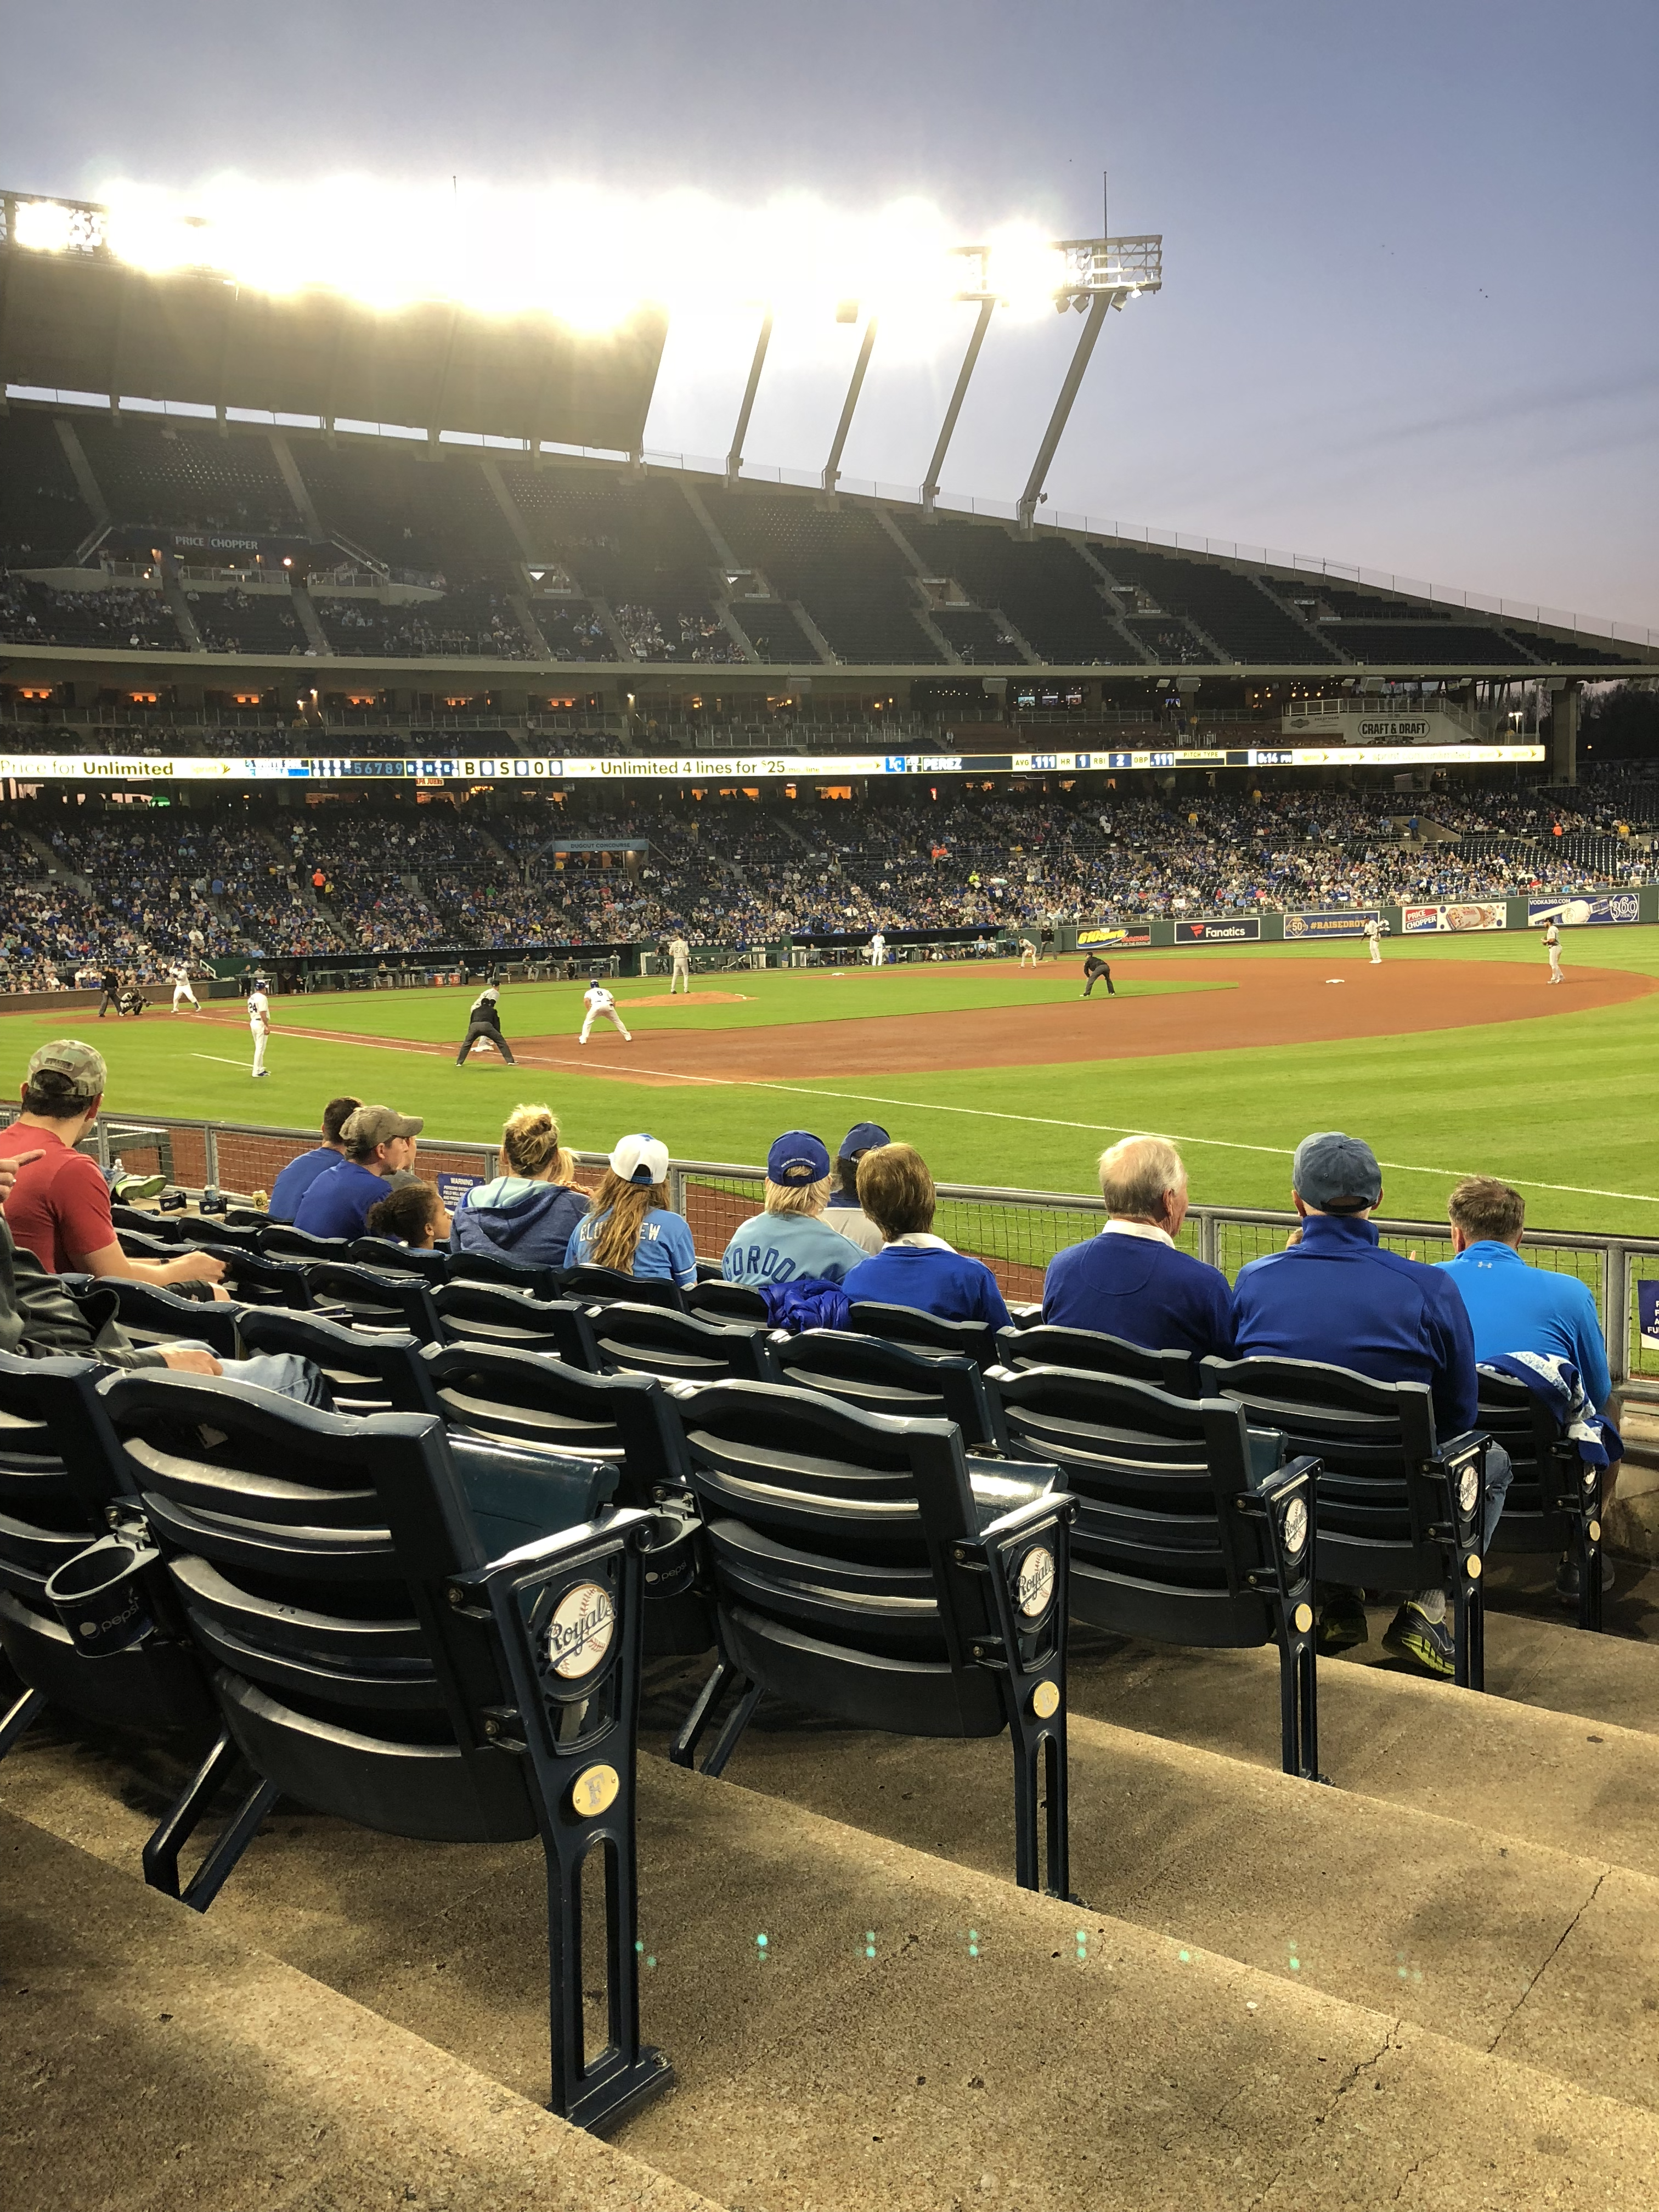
[7, 0, 1655, 628]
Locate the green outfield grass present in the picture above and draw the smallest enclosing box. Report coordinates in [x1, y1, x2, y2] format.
[4, 930, 1656, 1234]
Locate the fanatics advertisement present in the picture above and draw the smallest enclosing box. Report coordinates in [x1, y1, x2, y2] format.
[1641, 1282, 1659, 1355]
[1282, 909, 1380, 941]
[1078, 924, 1154, 950]
[1173, 917, 1263, 944]
[1527, 894, 1641, 928]
[1402, 903, 1508, 934]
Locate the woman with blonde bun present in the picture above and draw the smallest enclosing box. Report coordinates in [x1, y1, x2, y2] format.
[448, 1104, 589, 1269]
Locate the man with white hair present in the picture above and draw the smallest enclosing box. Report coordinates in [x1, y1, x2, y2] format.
[1041, 1133, 1234, 1356]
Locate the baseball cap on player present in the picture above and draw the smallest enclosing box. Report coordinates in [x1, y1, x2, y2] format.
[611, 1132, 669, 1187]
[26, 1039, 107, 1102]
[343, 1104, 424, 1149]
[766, 1130, 831, 1187]
[1292, 1130, 1383, 1212]
[839, 1121, 889, 1161]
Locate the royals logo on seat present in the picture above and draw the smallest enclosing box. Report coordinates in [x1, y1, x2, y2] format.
[1014, 1543, 1056, 1617]
[546, 1581, 617, 1678]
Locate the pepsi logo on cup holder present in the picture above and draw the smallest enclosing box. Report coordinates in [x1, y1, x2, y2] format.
[44, 1534, 161, 1656]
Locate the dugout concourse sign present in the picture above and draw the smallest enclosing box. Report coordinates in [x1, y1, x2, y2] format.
[0, 742, 1545, 786]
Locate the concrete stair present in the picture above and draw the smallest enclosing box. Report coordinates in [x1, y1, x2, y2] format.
[7, 1717, 1659, 2211]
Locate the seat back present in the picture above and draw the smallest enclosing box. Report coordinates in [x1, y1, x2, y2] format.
[1200, 1353, 1457, 1586]
[175, 1217, 264, 1253]
[585, 1301, 780, 1385]
[995, 1322, 1198, 1398]
[112, 1204, 179, 1241]
[301, 1261, 442, 1343]
[434, 1282, 600, 1366]
[102, 1279, 244, 1359]
[686, 1279, 770, 1324]
[1476, 1372, 1585, 1553]
[259, 1224, 352, 1262]
[349, 1236, 448, 1285]
[774, 1329, 1006, 1448]
[672, 1379, 1068, 1741]
[847, 1299, 999, 1369]
[445, 1248, 566, 1301]
[564, 1262, 687, 1313]
[0, 1351, 217, 1748]
[237, 1310, 442, 1417]
[97, 1372, 664, 2124]
[424, 1344, 692, 1501]
[216, 1250, 314, 1310]
[989, 1362, 1314, 1646]
[116, 1226, 187, 1264]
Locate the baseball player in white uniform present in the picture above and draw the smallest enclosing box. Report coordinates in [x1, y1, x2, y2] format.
[1545, 918, 1563, 984]
[168, 960, 202, 1012]
[867, 930, 887, 968]
[1018, 936, 1038, 968]
[248, 985, 272, 1077]
[668, 934, 691, 995]
[579, 979, 633, 1044]
[1364, 917, 1383, 966]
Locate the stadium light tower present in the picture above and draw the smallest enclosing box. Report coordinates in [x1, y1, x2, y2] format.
[927, 233, 1163, 526]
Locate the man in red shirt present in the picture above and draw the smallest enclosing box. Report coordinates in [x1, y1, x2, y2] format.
[0, 1040, 224, 1292]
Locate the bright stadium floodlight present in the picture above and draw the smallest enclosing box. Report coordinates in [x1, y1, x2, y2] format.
[925, 233, 1164, 523]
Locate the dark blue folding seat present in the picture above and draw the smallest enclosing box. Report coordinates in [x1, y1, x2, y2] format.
[995, 1322, 1198, 1397]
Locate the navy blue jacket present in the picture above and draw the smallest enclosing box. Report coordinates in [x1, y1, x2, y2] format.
[449, 1176, 589, 1271]
[1043, 1229, 1234, 1357]
[1231, 1211, 1477, 1439]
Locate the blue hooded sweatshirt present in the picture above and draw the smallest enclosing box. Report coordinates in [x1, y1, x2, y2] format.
[449, 1176, 589, 1271]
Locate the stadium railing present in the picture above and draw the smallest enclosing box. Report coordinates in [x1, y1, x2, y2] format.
[63, 1113, 1659, 1390]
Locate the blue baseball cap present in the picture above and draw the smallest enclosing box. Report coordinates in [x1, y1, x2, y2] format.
[839, 1121, 890, 1160]
[767, 1130, 831, 1186]
[1292, 1131, 1383, 1211]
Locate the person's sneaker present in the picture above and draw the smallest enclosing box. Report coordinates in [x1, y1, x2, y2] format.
[113, 1172, 167, 1202]
[1381, 1602, 1457, 1679]
[1556, 1555, 1615, 1605]
[1316, 1593, 1369, 1654]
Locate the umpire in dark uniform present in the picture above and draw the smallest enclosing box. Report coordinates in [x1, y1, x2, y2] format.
[456, 985, 515, 1065]
[1081, 952, 1115, 998]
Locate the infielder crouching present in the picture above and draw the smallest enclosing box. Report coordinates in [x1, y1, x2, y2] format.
[579, 978, 633, 1044]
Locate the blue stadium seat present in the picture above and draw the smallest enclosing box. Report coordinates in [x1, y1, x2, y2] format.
[584, 1301, 781, 1385]
[771, 1328, 1008, 1449]
[237, 1311, 441, 1417]
[995, 1322, 1198, 1397]
[847, 1299, 1000, 1371]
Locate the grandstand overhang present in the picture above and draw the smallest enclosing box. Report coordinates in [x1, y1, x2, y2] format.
[0, 190, 667, 452]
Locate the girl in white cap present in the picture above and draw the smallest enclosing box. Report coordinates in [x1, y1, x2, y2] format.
[565, 1133, 696, 1287]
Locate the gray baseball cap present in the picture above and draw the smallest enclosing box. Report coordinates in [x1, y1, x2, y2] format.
[1292, 1131, 1383, 1211]
[26, 1039, 107, 1102]
[343, 1104, 424, 1149]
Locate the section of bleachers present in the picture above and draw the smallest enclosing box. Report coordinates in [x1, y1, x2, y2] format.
[0, 577, 183, 650]
[75, 419, 303, 537]
[1098, 546, 1343, 663]
[908, 517, 1132, 663]
[704, 491, 945, 664]
[931, 607, 1029, 664]
[0, 414, 92, 562]
[188, 588, 307, 655]
[295, 442, 521, 575]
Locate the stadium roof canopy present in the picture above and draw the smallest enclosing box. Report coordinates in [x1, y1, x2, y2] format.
[0, 190, 667, 453]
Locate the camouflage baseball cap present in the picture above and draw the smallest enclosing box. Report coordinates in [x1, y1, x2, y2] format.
[26, 1039, 107, 1102]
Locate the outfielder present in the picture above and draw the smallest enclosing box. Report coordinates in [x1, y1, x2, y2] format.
[1364, 916, 1383, 966]
[168, 959, 202, 1012]
[1081, 952, 1115, 998]
[668, 933, 691, 995]
[455, 984, 515, 1065]
[1545, 918, 1563, 984]
[579, 978, 633, 1045]
[248, 984, 272, 1078]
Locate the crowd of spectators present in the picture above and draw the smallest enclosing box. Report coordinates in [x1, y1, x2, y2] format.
[611, 602, 744, 664]
[0, 776, 1654, 975]
[0, 574, 182, 651]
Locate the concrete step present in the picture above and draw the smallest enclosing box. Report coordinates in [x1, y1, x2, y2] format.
[1062, 1628, 1659, 1876]
[639, 1699, 1659, 2119]
[0, 1805, 722, 2212]
[6, 1725, 1659, 2212]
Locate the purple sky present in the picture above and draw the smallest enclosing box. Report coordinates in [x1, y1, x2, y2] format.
[8, 0, 1656, 625]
